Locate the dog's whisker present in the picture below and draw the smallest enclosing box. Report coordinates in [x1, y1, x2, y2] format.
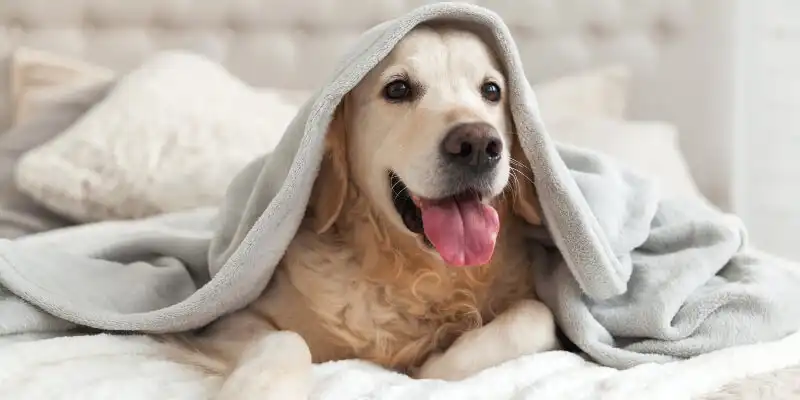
[500, 170, 523, 204]
[390, 179, 404, 194]
[510, 171, 523, 194]
[510, 165, 535, 184]
[510, 166, 534, 185]
[390, 181, 410, 203]
[510, 158, 533, 173]
[509, 167, 523, 183]
[392, 188, 409, 202]
[509, 159, 532, 173]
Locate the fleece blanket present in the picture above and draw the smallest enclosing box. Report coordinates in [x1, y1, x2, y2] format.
[1, 1, 800, 374]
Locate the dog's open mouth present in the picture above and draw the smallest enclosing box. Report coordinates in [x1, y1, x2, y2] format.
[389, 171, 500, 267]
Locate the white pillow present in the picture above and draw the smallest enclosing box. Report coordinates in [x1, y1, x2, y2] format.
[13, 51, 633, 222]
[15, 52, 306, 221]
[534, 65, 629, 121]
[548, 118, 701, 198]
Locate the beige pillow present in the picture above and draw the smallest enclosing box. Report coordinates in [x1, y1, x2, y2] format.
[11, 47, 115, 125]
[13, 50, 632, 222]
[0, 48, 115, 237]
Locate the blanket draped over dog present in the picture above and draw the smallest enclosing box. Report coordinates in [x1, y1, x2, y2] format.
[1, 3, 800, 370]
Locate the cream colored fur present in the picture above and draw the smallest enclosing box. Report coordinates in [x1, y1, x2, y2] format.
[166, 25, 560, 400]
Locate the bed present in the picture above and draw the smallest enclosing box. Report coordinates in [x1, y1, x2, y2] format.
[1, 1, 798, 399]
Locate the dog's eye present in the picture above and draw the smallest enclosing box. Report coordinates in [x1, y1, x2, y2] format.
[480, 82, 501, 103]
[384, 80, 412, 102]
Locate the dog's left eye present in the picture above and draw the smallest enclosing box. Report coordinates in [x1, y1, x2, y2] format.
[480, 82, 501, 103]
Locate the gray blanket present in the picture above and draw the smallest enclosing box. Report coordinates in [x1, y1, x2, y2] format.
[1, 2, 800, 370]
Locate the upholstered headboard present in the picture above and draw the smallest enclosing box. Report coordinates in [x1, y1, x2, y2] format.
[0, 0, 739, 209]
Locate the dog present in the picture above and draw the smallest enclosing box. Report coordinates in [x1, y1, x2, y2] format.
[167, 23, 561, 400]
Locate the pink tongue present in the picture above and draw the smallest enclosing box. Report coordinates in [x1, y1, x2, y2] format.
[419, 197, 500, 267]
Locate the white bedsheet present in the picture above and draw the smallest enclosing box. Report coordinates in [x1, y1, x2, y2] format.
[2, 331, 799, 400]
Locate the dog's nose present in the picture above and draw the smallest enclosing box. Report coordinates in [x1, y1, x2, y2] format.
[440, 122, 503, 172]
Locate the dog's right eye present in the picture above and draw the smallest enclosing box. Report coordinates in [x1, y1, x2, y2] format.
[384, 80, 412, 102]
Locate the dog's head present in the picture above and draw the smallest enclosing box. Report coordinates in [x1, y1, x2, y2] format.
[310, 25, 541, 267]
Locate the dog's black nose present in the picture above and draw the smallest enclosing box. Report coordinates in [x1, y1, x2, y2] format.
[441, 122, 503, 172]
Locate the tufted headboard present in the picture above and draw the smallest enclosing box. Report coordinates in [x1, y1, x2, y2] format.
[0, 0, 740, 210]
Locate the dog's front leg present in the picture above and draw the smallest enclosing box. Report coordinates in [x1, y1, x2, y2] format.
[415, 299, 560, 381]
[215, 331, 313, 400]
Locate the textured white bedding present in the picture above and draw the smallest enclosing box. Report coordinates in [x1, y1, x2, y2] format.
[2, 331, 799, 400]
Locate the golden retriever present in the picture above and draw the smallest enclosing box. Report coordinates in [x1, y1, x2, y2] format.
[169, 23, 560, 400]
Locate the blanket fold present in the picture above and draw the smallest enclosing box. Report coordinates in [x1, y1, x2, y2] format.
[1, 2, 799, 370]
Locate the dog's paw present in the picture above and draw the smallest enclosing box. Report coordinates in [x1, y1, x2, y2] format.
[216, 331, 312, 400]
[415, 351, 473, 381]
[414, 299, 560, 382]
[241, 331, 312, 366]
[502, 299, 560, 354]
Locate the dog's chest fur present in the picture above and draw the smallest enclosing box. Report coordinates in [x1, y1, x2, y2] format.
[246, 211, 536, 372]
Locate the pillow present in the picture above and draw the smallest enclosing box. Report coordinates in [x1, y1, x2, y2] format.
[533, 65, 629, 121]
[548, 118, 701, 198]
[10, 47, 115, 125]
[13, 50, 633, 222]
[15, 51, 309, 222]
[0, 80, 112, 237]
[0, 47, 115, 238]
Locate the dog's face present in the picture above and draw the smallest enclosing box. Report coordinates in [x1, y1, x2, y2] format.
[347, 26, 512, 202]
[312, 25, 540, 267]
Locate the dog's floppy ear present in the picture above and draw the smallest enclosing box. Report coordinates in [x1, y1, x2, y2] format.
[509, 135, 543, 226]
[309, 102, 349, 234]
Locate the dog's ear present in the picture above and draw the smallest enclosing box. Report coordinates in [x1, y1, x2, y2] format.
[509, 135, 543, 226]
[309, 102, 349, 234]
